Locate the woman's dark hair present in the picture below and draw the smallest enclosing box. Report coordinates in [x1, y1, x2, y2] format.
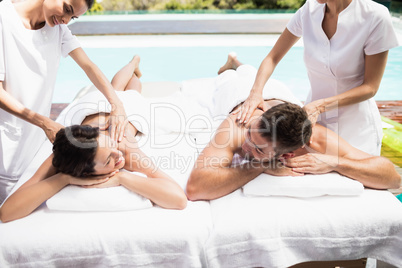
[85, 0, 95, 10]
[52, 125, 99, 178]
[258, 102, 312, 156]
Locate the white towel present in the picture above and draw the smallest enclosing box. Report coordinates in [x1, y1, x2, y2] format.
[243, 172, 364, 198]
[46, 171, 152, 212]
[57, 90, 210, 136]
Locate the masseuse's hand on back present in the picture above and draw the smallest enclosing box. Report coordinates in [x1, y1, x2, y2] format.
[42, 118, 64, 143]
[69, 48, 129, 143]
[231, 92, 267, 124]
[99, 102, 128, 142]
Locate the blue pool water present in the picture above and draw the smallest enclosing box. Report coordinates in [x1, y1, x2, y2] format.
[54, 46, 402, 103]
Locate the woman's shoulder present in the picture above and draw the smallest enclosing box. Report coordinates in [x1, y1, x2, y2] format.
[355, 0, 391, 18]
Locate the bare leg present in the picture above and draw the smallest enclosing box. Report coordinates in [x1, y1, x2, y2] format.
[111, 55, 142, 92]
[217, 52, 243, 75]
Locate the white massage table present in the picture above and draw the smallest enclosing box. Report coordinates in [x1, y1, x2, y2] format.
[1, 79, 401, 267]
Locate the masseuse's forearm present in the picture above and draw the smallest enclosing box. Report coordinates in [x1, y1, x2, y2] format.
[251, 28, 300, 95]
[0, 84, 49, 129]
[69, 49, 122, 107]
[187, 163, 266, 201]
[0, 174, 69, 223]
[314, 51, 388, 113]
[251, 56, 277, 94]
[313, 84, 380, 114]
[334, 157, 401, 190]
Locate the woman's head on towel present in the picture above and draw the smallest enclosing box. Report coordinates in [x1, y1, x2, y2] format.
[52, 125, 125, 178]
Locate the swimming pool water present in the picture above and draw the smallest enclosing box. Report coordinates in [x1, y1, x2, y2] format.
[54, 46, 402, 103]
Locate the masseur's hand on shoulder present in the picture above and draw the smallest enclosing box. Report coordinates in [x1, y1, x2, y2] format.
[303, 99, 326, 127]
[232, 91, 267, 124]
[100, 101, 128, 142]
[69, 48, 128, 143]
[42, 118, 64, 143]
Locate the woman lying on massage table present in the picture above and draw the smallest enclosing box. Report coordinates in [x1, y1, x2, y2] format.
[0, 56, 187, 222]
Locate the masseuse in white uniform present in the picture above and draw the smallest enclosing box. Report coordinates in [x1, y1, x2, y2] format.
[231, 0, 399, 156]
[0, 0, 128, 203]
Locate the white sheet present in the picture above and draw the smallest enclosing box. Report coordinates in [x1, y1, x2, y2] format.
[0, 131, 211, 268]
[1, 77, 402, 267]
[205, 189, 402, 268]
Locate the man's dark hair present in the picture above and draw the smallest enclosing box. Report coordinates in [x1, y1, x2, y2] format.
[52, 125, 99, 178]
[85, 0, 95, 10]
[258, 102, 312, 156]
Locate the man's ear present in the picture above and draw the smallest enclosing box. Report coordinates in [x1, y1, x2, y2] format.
[280, 152, 295, 159]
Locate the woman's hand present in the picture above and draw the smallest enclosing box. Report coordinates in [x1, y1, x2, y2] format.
[282, 153, 337, 174]
[82, 171, 123, 188]
[42, 119, 64, 143]
[231, 91, 267, 124]
[67, 171, 118, 186]
[303, 99, 325, 127]
[102, 102, 128, 143]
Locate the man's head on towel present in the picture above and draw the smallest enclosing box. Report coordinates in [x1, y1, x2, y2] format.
[52, 125, 125, 178]
[241, 102, 312, 162]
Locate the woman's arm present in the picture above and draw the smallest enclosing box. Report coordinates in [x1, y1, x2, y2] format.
[120, 172, 187, 210]
[0, 155, 110, 222]
[0, 81, 63, 143]
[88, 171, 187, 210]
[233, 28, 300, 123]
[304, 51, 389, 125]
[69, 48, 128, 142]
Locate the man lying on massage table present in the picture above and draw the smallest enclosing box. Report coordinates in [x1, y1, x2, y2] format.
[0, 56, 187, 223]
[187, 54, 401, 201]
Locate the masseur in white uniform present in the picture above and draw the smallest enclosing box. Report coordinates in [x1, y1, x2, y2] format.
[0, 0, 128, 203]
[232, 0, 399, 156]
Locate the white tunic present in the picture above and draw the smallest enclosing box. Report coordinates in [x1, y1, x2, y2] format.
[287, 0, 399, 155]
[0, 0, 80, 181]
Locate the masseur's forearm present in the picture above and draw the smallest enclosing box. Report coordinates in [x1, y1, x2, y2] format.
[335, 156, 401, 190]
[0, 174, 69, 223]
[119, 172, 187, 210]
[69, 48, 122, 107]
[251, 28, 300, 95]
[0, 83, 50, 130]
[311, 84, 381, 115]
[312, 51, 388, 114]
[187, 163, 266, 201]
[250, 56, 277, 95]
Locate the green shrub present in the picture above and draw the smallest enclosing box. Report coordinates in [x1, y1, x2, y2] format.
[88, 0, 104, 13]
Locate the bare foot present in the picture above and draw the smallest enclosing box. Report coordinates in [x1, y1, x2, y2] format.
[217, 52, 242, 75]
[131, 55, 142, 78]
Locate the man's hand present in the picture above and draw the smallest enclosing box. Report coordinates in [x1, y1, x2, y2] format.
[42, 119, 64, 143]
[263, 160, 304, 176]
[282, 153, 338, 174]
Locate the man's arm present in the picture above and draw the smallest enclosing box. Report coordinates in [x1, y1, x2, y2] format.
[186, 115, 266, 201]
[286, 124, 401, 189]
